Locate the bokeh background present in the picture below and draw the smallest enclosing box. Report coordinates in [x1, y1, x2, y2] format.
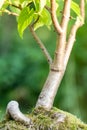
[0, 12, 87, 123]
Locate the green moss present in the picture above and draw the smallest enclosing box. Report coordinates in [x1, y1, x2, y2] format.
[0, 120, 29, 130]
[0, 107, 87, 130]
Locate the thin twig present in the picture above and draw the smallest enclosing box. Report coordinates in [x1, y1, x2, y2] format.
[30, 26, 52, 65]
[45, 5, 51, 13]
[64, 0, 85, 68]
[9, 3, 22, 10]
[50, 0, 63, 34]
[0, 9, 19, 16]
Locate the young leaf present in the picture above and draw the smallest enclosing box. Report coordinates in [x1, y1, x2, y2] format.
[10, 5, 21, 15]
[33, 0, 46, 13]
[71, 1, 80, 17]
[18, 7, 34, 38]
[9, 0, 20, 6]
[33, 0, 39, 12]
[34, 9, 51, 30]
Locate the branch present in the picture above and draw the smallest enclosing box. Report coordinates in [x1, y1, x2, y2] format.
[50, 0, 63, 34]
[45, 5, 51, 13]
[51, 0, 71, 71]
[9, 3, 22, 10]
[60, 0, 71, 33]
[30, 26, 52, 65]
[64, 0, 85, 68]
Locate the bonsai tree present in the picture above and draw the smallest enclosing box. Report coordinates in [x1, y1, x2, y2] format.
[0, 0, 87, 129]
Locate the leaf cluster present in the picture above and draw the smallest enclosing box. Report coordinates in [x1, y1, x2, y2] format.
[0, 0, 82, 38]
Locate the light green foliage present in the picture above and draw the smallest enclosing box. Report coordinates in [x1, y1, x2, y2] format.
[17, 0, 51, 37]
[71, 1, 82, 20]
[0, 0, 83, 37]
[18, 7, 34, 37]
[34, 8, 51, 30]
[71, 1, 80, 15]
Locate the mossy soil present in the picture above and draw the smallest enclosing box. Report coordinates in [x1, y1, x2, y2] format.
[0, 107, 87, 130]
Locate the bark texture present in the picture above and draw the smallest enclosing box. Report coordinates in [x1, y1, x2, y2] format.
[36, 70, 65, 110]
[0, 107, 87, 130]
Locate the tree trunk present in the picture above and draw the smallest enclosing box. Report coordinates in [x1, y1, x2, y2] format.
[36, 69, 65, 110]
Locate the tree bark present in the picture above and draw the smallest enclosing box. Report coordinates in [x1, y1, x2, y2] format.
[36, 69, 65, 110]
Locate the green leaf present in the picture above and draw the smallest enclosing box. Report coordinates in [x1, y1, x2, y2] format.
[10, 6, 21, 15]
[41, 9, 51, 26]
[18, 7, 34, 38]
[19, 0, 32, 3]
[33, 0, 39, 12]
[19, 0, 25, 3]
[34, 8, 51, 30]
[21, 0, 32, 8]
[46, 0, 50, 6]
[9, 0, 20, 6]
[71, 1, 81, 17]
[33, 0, 46, 13]
[34, 17, 44, 31]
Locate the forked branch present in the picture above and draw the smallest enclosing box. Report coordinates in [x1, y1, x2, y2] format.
[51, 0, 71, 71]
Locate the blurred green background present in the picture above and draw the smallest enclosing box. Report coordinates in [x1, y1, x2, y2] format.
[0, 13, 87, 123]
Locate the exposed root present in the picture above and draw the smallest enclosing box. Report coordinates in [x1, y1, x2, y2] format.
[6, 100, 32, 126]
